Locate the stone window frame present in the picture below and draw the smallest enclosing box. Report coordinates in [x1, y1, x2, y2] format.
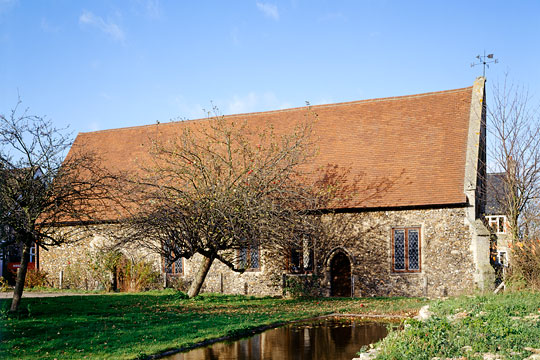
[391, 226, 422, 273]
[238, 242, 261, 272]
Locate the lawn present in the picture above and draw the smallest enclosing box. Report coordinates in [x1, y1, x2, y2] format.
[374, 291, 540, 360]
[0, 290, 426, 359]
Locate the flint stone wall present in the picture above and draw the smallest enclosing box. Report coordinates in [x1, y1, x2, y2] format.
[187, 206, 477, 298]
[39, 225, 160, 290]
[39, 206, 480, 297]
[326, 207, 476, 298]
[180, 252, 283, 296]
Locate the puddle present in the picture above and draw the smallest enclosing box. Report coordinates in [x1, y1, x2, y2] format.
[163, 317, 390, 360]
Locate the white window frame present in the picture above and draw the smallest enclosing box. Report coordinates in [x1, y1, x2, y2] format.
[497, 250, 508, 267]
[29, 244, 36, 263]
[486, 215, 507, 234]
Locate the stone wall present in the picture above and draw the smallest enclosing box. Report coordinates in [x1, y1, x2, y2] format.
[39, 225, 161, 291]
[180, 252, 283, 296]
[39, 206, 487, 297]
[319, 207, 477, 298]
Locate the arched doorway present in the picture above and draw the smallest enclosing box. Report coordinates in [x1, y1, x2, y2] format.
[330, 252, 351, 297]
[114, 255, 130, 292]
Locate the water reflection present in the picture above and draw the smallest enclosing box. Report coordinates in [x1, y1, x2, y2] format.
[166, 318, 389, 360]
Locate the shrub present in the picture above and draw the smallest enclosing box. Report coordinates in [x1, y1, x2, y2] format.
[88, 249, 123, 291]
[63, 263, 87, 289]
[167, 275, 190, 292]
[125, 258, 161, 291]
[283, 274, 321, 297]
[24, 269, 49, 288]
[88, 248, 161, 292]
[506, 238, 540, 290]
[0, 276, 10, 291]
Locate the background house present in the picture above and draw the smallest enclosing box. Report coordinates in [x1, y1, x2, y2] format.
[485, 172, 511, 267]
[0, 167, 42, 284]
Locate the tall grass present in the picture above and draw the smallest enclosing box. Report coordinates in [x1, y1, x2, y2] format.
[375, 291, 540, 360]
[507, 238, 540, 290]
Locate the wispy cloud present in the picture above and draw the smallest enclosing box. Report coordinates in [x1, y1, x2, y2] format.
[41, 18, 61, 33]
[256, 2, 279, 21]
[79, 10, 125, 42]
[170, 92, 292, 120]
[143, 0, 161, 19]
[87, 121, 102, 132]
[171, 95, 206, 120]
[224, 92, 291, 114]
[130, 0, 162, 20]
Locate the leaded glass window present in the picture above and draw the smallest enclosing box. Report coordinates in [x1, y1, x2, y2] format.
[173, 257, 183, 274]
[393, 230, 405, 270]
[392, 227, 421, 272]
[164, 259, 173, 274]
[164, 256, 183, 274]
[239, 242, 260, 271]
[239, 247, 248, 269]
[408, 230, 419, 270]
[250, 244, 260, 269]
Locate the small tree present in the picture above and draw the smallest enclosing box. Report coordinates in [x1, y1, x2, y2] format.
[487, 77, 540, 242]
[0, 100, 119, 311]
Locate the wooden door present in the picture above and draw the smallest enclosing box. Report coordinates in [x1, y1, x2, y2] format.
[330, 252, 351, 297]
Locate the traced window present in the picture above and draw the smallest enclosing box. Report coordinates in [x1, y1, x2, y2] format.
[486, 215, 507, 234]
[289, 237, 314, 274]
[392, 227, 421, 273]
[239, 242, 260, 270]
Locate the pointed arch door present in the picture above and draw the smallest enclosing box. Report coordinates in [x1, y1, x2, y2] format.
[330, 252, 351, 297]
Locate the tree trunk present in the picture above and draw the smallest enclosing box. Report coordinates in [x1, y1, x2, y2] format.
[10, 241, 32, 312]
[187, 255, 214, 298]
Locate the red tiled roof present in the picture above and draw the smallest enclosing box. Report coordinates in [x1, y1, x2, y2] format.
[69, 85, 474, 217]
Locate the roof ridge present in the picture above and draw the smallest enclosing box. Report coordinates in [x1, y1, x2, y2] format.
[78, 86, 473, 136]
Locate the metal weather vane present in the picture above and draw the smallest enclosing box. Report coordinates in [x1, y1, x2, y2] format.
[471, 51, 498, 77]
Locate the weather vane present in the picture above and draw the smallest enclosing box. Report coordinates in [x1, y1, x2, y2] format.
[471, 51, 498, 77]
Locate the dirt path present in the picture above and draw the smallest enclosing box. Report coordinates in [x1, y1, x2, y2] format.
[0, 291, 100, 299]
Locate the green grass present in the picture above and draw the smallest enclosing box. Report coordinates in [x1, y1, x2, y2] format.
[375, 291, 540, 360]
[0, 290, 425, 359]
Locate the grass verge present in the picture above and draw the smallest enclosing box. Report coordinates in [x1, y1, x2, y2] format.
[0, 290, 425, 359]
[374, 291, 540, 360]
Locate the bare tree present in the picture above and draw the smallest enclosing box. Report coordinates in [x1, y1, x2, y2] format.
[120, 108, 324, 297]
[488, 76, 540, 242]
[0, 99, 119, 311]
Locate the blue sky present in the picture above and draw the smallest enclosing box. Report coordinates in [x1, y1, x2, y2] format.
[1, 0, 539, 135]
